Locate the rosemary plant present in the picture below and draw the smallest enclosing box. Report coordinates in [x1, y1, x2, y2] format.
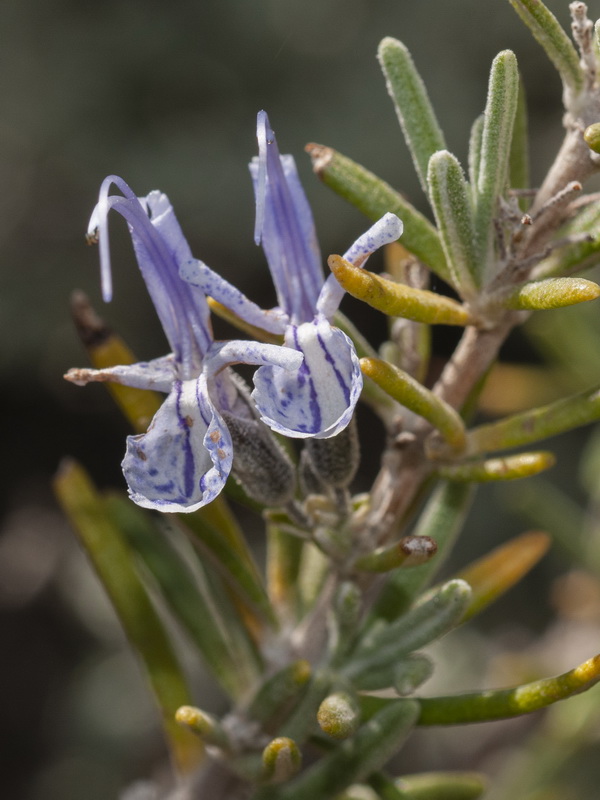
[57, 1, 600, 798]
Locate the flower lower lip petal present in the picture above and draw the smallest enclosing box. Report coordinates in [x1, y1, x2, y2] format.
[122, 377, 233, 513]
[252, 319, 362, 439]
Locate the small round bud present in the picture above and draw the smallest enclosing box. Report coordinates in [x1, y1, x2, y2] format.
[317, 691, 360, 739]
[584, 123, 600, 154]
[262, 737, 302, 783]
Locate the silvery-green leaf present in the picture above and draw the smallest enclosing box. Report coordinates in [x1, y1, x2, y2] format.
[378, 37, 446, 194]
[474, 50, 520, 279]
[508, 0, 584, 98]
[428, 150, 479, 295]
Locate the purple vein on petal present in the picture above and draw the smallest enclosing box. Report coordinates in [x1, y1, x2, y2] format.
[293, 326, 321, 433]
[176, 381, 196, 501]
[316, 327, 351, 405]
[252, 110, 323, 324]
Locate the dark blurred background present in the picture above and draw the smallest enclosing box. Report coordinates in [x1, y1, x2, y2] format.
[1, 1, 594, 798]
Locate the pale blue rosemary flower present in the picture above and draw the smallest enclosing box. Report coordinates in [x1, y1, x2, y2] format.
[182, 110, 403, 439]
[65, 176, 301, 513]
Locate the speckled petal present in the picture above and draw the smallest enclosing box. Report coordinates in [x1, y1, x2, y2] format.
[64, 355, 175, 392]
[205, 339, 303, 377]
[122, 375, 232, 512]
[252, 318, 362, 439]
[316, 213, 404, 319]
[180, 258, 288, 335]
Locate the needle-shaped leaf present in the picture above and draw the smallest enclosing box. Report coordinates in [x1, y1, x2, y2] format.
[417, 652, 600, 724]
[427, 151, 479, 295]
[349, 650, 434, 696]
[454, 530, 551, 621]
[105, 494, 258, 698]
[246, 660, 312, 733]
[360, 357, 466, 451]
[346, 580, 471, 688]
[54, 460, 203, 774]
[378, 37, 446, 194]
[509, 75, 530, 196]
[474, 50, 519, 277]
[182, 510, 278, 630]
[328, 255, 474, 326]
[436, 451, 556, 482]
[466, 384, 600, 454]
[507, 0, 584, 97]
[499, 276, 600, 309]
[372, 482, 476, 620]
[394, 771, 488, 800]
[306, 144, 452, 284]
[468, 115, 484, 193]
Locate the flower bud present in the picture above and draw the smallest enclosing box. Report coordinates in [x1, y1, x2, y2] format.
[303, 417, 360, 489]
[222, 411, 296, 506]
[317, 691, 360, 739]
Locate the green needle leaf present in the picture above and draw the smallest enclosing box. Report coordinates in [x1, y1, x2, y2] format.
[377, 37, 446, 194]
[105, 494, 258, 699]
[509, 75, 530, 196]
[427, 150, 479, 294]
[499, 276, 600, 309]
[54, 460, 203, 775]
[468, 115, 484, 193]
[436, 451, 556, 482]
[347, 580, 472, 689]
[417, 652, 600, 724]
[306, 144, 452, 284]
[247, 660, 312, 733]
[360, 357, 467, 451]
[474, 50, 519, 276]
[328, 255, 474, 326]
[395, 771, 488, 800]
[466, 384, 600, 454]
[507, 0, 584, 96]
[183, 510, 278, 630]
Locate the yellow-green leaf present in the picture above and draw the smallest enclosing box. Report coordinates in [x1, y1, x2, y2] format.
[329, 255, 473, 326]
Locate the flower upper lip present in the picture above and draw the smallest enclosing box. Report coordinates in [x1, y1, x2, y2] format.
[182, 110, 403, 439]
